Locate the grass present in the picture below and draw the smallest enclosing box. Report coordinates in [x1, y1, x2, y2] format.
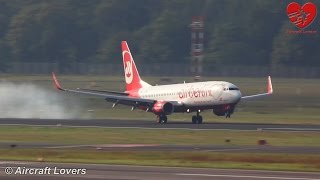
[0, 126, 319, 146]
[1, 75, 320, 124]
[0, 149, 319, 172]
[0, 125, 319, 171]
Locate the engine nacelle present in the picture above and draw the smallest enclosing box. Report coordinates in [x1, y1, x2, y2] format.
[152, 101, 174, 115]
[213, 105, 235, 116]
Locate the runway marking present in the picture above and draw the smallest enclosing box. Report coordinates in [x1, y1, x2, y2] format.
[177, 173, 320, 180]
[45, 145, 93, 149]
[0, 162, 29, 165]
[262, 128, 320, 132]
[45, 144, 160, 149]
[202, 147, 260, 152]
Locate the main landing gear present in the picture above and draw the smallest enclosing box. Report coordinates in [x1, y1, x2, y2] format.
[157, 115, 167, 124]
[156, 110, 204, 125]
[225, 112, 231, 118]
[192, 110, 203, 124]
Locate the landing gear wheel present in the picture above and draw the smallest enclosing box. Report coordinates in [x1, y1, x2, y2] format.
[158, 115, 167, 124]
[192, 116, 197, 124]
[192, 115, 203, 124]
[198, 116, 203, 124]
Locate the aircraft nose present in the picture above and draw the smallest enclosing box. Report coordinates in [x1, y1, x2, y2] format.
[233, 90, 242, 103]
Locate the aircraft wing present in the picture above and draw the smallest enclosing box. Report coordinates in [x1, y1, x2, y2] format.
[241, 76, 273, 99]
[52, 73, 155, 107]
[76, 88, 129, 96]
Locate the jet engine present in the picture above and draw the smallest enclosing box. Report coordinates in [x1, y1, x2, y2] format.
[213, 104, 235, 118]
[152, 101, 174, 115]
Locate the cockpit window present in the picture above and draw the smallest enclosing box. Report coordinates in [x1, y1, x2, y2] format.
[229, 87, 239, 90]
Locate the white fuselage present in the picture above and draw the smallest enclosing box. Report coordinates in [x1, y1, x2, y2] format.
[137, 81, 242, 107]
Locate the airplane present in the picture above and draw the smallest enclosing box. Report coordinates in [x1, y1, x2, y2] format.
[52, 41, 273, 124]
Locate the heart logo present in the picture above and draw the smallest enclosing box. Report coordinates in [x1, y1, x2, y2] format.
[287, 2, 317, 29]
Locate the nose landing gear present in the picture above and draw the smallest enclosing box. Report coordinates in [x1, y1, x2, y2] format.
[224, 105, 233, 118]
[225, 111, 231, 118]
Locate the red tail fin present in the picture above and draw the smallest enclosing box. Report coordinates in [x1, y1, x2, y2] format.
[122, 41, 142, 91]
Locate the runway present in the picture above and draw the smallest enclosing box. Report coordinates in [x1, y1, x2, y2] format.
[0, 161, 319, 180]
[1, 118, 320, 131]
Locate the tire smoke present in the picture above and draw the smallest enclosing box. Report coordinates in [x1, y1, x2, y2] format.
[0, 82, 80, 119]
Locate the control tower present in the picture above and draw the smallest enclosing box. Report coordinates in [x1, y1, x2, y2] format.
[190, 16, 204, 75]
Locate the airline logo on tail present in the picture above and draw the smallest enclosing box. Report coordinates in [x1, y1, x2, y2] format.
[123, 50, 133, 84]
[121, 41, 144, 91]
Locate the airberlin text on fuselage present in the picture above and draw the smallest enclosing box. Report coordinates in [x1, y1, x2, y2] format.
[179, 88, 213, 99]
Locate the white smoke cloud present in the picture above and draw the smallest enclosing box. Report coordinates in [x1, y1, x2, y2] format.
[0, 82, 81, 119]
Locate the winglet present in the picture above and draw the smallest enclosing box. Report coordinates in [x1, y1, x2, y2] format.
[52, 72, 63, 90]
[267, 76, 273, 94]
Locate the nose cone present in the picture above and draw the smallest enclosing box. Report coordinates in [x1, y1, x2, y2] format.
[231, 89, 242, 103]
[226, 83, 242, 103]
[236, 90, 242, 102]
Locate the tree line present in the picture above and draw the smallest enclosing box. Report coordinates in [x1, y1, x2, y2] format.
[0, 0, 319, 72]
